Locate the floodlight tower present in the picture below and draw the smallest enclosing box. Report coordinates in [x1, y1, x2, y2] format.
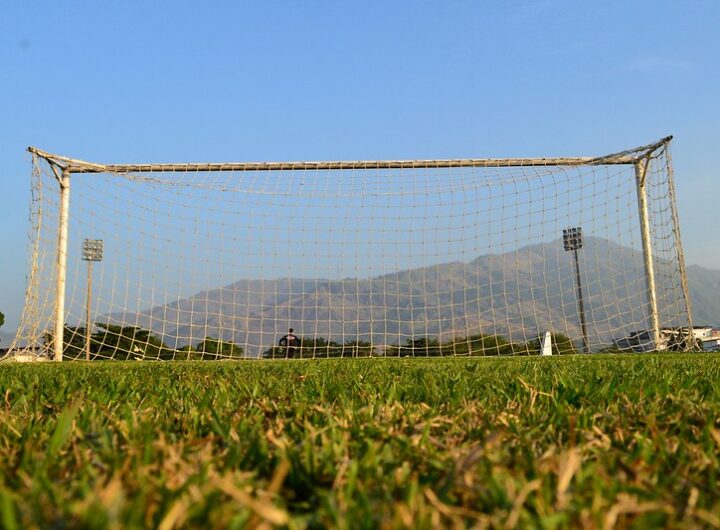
[563, 227, 590, 353]
[82, 239, 103, 360]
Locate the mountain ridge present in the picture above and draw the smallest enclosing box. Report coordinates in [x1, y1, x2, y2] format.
[99, 236, 713, 355]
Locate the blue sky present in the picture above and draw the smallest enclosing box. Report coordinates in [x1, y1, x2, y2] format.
[1, 0, 719, 332]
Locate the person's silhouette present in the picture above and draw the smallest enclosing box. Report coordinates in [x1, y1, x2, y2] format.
[278, 328, 301, 358]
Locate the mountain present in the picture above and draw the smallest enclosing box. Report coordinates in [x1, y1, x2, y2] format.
[686, 265, 720, 326]
[102, 236, 711, 355]
[0, 331, 15, 348]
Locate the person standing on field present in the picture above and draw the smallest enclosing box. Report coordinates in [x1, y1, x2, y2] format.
[279, 328, 301, 358]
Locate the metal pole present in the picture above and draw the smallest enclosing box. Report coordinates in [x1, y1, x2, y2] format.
[27, 136, 674, 174]
[85, 261, 93, 361]
[54, 168, 71, 362]
[573, 249, 590, 353]
[635, 158, 661, 350]
[664, 141, 696, 349]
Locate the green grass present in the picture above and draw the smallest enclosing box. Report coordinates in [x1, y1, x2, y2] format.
[1, 355, 720, 529]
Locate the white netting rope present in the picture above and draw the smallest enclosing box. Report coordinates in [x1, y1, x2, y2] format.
[7, 139, 693, 360]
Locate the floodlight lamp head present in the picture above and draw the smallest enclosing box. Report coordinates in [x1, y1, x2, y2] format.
[82, 239, 104, 261]
[563, 227, 583, 252]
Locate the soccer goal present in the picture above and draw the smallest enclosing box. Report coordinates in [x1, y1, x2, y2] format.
[7, 137, 694, 360]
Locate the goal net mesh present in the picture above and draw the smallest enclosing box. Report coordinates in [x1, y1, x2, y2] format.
[8, 139, 693, 359]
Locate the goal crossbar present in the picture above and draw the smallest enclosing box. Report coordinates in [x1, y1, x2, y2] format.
[27, 137, 672, 174]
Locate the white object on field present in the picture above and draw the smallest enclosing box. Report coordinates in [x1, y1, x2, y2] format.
[540, 331, 553, 356]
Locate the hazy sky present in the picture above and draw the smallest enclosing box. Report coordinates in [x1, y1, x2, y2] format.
[1, 1, 719, 331]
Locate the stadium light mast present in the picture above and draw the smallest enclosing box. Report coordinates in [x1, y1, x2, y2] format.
[563, 227, 590, 353]
[82, 239, 103, 361]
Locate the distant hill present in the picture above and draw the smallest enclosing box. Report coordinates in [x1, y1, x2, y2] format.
[102, 236, 710, 355]
[686, 265, 720, 326]
[0, 331, 15, 348]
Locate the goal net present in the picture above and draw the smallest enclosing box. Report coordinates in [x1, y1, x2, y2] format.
[7, 137, 694, 360]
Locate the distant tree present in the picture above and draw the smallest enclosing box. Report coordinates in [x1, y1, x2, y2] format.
[437, 337, 467, 356]
[411, 337, 442, 356]
[552, 333, 579, 355]
[386, 337, 442, 357]
[91, 324, 173, 360]
[466, 334, 514, 356]
[43, 325, 243, 360]
[175, 344, 198, 360]
[0, 311, 4, 330]
[384, 343, 405, 357]
[43, 326, 89, 359]
[297, 336, 341, 358]
[436, 334, 516, 356]
[339, 340, 374, 357]
[262, 346, 281, 359]
[194, 337, 244, 360]
[262, 337, 375, 358]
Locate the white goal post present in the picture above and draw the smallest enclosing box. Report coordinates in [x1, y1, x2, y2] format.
[7, 137, 694, 360]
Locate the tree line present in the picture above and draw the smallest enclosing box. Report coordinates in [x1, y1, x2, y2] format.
[46, 323, 580, 360]
[45, 324, 244, 361]
[264, 332, 579, 358]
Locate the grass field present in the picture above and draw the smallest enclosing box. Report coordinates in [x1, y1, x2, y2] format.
[1, 355, 720, 529]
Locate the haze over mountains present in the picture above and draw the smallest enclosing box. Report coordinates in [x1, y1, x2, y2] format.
[95, 236, 710, 355]
[685, 265, 720, 325]
[0, 331, 15, 348]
